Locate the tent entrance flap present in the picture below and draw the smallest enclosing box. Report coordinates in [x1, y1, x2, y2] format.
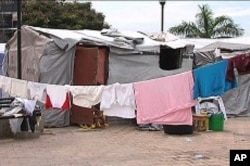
[71, 45, 109, 126]
[73, 45, 109, 85]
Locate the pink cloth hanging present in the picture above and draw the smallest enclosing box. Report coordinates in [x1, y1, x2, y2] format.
[134, 71, 196, 125]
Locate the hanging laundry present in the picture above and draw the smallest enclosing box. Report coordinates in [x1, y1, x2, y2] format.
[193, 59, 237, 99]
[9, 119, 23, 134]
[227, 53, 250, 81]
[22, 99, 37, 115]
[150, 108, 193, 126]
[27, 81, 48, 103]
[100, 83, 136, 119]
[65, 85, 104, 108]
[134, 71, 195, 125]
[0, 76, 12, 95]
[45, 84, 71, 111]
[10, 78, 28, 98]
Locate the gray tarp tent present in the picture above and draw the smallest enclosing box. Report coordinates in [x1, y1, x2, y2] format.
[4, 25, 190, 127]
[193, 40, 250, 116]
[222, 74, 250, 117]
[28, 26, 190, 84]
[193, 41, 250, 69]
[4, 26, 77, 127]
[108, 52, 192, 84]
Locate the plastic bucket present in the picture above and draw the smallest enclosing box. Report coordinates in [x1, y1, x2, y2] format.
[209, 114, 224, 131]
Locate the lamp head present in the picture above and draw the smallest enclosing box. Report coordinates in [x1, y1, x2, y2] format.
[159, 0, 166, 5]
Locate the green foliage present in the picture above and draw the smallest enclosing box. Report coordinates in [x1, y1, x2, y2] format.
[168, 4, 244, 38]
[0, 14, 15, 42]
[22, 0, 110, 30]
[0, 30, 14, 43]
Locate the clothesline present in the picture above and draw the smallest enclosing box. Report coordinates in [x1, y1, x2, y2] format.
[0, 58, 242, 125]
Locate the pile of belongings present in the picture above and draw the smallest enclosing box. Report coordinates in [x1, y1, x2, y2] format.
[0, 97, 41, 133]
[79, 105, 108, 130]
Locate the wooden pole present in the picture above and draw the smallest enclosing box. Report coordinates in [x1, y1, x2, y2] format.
[17, 0, 22, 79]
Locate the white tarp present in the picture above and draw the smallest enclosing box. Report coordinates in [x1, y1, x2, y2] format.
[219, 36, 250, 45]
[0, 43, 6, 75]
[140, 31, 179, 42]
[30, 26, 152, 51]
[198, 41, 250, 52]
[29, 26, 188, 53]
[180, 37, 250, 51]
[30, 26, 250, 53]
[0, 43, 5, 53]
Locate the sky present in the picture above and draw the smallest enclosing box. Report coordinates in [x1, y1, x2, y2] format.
[86, 1, 250, 37]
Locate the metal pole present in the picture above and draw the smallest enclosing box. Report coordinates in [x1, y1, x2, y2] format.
[161, 3, 164, 32]
[17, 0, 22, 79]
[159, 1, 166, 33]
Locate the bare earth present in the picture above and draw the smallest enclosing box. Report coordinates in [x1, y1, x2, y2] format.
[0, 117, 249, 166]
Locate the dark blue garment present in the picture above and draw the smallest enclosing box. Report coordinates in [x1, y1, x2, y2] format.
[0, 52, 5, 97]
[0, 53, 4, 75]
[193, 59, 237, 99]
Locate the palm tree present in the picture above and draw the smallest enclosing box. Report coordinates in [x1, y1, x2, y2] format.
[168, 4, 244, 38]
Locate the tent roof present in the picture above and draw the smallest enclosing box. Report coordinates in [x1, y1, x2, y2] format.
[27, 26, 188, 53]
[219, 36, 250, 45]
[181, 37, 250, 51]
[138, 31, 179, 42]
[198, 41, 250, 52]
[17, 26, 250, 53]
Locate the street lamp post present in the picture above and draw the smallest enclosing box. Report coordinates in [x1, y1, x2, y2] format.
[159, 0, 166, 33]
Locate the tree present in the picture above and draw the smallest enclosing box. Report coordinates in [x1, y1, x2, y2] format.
[22, 0, 110, 30]
[168, 4, 244, 38]
[0, 14, 15, 42]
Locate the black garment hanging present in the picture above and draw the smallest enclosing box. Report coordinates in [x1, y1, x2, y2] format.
[159, 46, 183, 70]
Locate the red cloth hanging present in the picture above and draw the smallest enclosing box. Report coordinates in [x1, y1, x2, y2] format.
[45, 92, 71, 111]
